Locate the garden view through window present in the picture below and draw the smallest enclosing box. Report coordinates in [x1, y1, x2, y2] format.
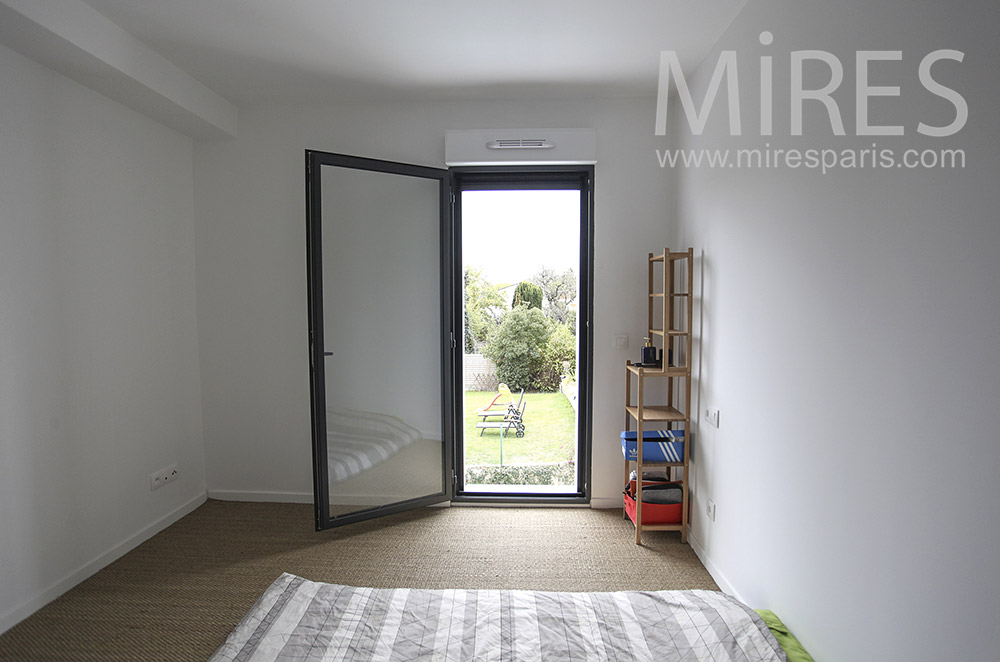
[462, 189, 580, 494]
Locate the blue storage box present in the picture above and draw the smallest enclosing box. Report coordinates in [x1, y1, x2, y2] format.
[620, 430, 685, 463]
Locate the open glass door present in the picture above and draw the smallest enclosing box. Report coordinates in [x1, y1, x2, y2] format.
[306, 151, 454, 530]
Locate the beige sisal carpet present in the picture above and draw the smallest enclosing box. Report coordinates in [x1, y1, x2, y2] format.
[0, 500, 718, 661]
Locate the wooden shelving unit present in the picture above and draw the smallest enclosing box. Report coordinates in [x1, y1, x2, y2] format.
[624, 247, 693, 544]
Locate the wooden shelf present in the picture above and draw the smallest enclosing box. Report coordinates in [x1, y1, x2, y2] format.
[648, 328, 687, 337]
[625, 459, 685, 468]
[625, 364, 688, 377]
[630, 521, 684, 532]
[626, 246, 694, 546]
[626, 405, 685, 421]
[652, 252, 690, 263]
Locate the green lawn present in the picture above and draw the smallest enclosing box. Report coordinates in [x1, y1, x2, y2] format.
[463, 390, 576, 467]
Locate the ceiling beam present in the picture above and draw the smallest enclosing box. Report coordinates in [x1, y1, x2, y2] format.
[0, 0, 237, 139]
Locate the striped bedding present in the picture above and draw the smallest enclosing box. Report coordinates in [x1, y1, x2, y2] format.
[209, 574, 787, 662]
[326, 409, 423, 483]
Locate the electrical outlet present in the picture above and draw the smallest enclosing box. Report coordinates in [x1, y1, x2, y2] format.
[707, 499, 717, 522]
[149, 464, 179, 491]
[705, 409, 720, 428]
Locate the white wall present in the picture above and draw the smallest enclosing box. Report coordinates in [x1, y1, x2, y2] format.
[0, 43, 206, 631]
[672, 1, 1000, 660]
[194, 98, 674, 504]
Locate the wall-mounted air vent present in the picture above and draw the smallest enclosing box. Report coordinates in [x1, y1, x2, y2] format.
[486, 138, 555, 150]
[446, 129, 597, 166]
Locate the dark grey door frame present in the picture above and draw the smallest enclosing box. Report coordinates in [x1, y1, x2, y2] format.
[449, 165, 595, 504]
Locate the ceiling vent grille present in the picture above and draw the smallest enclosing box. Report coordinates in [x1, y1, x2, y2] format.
[486, 138, 555, 150]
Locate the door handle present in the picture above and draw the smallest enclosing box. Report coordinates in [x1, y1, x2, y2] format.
[324, 352, 333, 356]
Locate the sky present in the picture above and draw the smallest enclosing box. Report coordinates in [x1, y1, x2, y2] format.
[461, 189, 580, 285]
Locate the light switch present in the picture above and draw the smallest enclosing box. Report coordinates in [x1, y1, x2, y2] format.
[613, 333, 628, 350]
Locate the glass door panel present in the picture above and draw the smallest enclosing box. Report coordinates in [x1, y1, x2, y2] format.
[306, 152, 452, 529]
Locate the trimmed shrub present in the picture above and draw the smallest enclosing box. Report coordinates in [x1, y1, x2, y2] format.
[465, 461, 575, 486]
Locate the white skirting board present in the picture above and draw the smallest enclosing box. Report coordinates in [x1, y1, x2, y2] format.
[208, 490, 314, 504]
[0, 492, 207, 635]
[688, 531, 742, 601]
[590, 501, 742, 602]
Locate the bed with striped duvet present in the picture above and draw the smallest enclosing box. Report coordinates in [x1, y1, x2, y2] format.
[209, 573, 787, 661]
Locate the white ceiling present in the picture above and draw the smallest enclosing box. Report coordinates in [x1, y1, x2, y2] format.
[78, 0, 747, 105]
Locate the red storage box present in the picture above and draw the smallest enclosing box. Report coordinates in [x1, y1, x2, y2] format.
[624, 480, 683, 525]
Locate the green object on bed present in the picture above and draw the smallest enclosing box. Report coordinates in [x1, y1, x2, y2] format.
[755, 609, 815, 662]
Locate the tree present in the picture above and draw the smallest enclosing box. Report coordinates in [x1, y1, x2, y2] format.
[484, 306, 577, 392]
[483, 306, 549, 391]
[540, 321, 577, 391]
[464, 266, 506, 353]
[531, 267, 576, 325]
[511, 281, 543, 310]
